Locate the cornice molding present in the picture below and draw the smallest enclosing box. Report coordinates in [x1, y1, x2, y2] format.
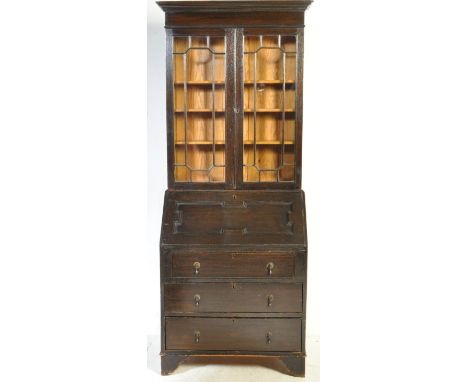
[157, 0, 313, 13]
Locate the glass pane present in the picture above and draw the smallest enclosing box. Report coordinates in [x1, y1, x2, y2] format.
[173, 37, 189, 53]
[173, 34, 226, 183]
[281, 35, 297, 53]
[243, 34, 297, 183]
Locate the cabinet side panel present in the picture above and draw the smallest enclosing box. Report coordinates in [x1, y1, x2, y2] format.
[166, 31, 175, 187]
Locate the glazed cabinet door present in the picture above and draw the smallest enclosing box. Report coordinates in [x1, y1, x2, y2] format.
[167, 29, 235, 188]
[236, 29, 303, 189]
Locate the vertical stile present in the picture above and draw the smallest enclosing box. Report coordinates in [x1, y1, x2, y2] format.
[294, 29, 304, 186]
[167, 31, 175, 186]
[235, 28, 244, 188]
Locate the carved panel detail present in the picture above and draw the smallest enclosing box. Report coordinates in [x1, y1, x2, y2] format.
[173, 200, 294, 235]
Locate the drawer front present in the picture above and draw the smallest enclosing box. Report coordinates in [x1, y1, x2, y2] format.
[171, 252, 295, 278]
[165, 282, 302, 313]
[165, 317, 302, 351]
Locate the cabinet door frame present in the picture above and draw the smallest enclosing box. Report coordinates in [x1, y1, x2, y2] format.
[235, 28, 304, 190]
[165, 27, 304, 190]
[166, 28, 236, 189]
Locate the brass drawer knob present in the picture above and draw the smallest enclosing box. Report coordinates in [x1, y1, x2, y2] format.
[193, 261, 200, 275]
[266, 262, 275, 276]
[194, 330, 200, 343]
[194, 294, 201, 306]
[267, 294, 274, 307]
[266, 331, 272, 344]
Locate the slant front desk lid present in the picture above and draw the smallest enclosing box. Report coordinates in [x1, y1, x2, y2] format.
[161, 190, 307, 247]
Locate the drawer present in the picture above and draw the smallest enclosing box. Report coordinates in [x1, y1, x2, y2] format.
[171, 252, 295, 278]
[165, 282, 302, 313]
[165, 317, 302, 351]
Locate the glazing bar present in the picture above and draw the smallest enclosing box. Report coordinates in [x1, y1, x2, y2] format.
[281, 50, 286, 168]
[253, 52, 257, 175]
[211, 38, 216, 169]
[183, 50, 190, 181]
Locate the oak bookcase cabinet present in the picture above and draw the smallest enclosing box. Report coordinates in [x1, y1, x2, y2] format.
[156, 0, 312, 377]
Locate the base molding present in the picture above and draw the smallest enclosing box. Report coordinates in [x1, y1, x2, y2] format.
[161, 353, 306, 377]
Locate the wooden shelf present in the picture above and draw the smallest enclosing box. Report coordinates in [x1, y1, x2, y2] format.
[175, 109, 225, 113]
[175, 109, 293, 113]
[244, 109, 295, 113]
[175, 109, 294, 113]
[173, 80, 295, 85]
[174, 140, 294, 146]
[243, 140, 295, 145]
[174, 80, 225, 85]
[244, 80, 295, 85]
[175, 141, 225, 145]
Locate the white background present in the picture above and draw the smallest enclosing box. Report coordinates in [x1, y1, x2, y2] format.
[1, 0, 468, 381]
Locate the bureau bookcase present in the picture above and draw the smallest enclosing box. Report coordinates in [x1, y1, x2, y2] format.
[156, 0, 312, 376]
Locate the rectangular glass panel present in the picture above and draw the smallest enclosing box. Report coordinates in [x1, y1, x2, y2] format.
[173, 35, 226, 183]
[243, 34, 297, 183]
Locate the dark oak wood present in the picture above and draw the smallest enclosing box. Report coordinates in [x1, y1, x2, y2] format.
[160, 354, 305, 377]
[171, 252, 295, 278]
[165, 282, 302, 313]
[156, 0, 312, 377]
[161, 190, 307, 246]
[166, 12, 305, 29]
[160, 354, 188, 376]
[295, 28, 305, 189]
[165, 317, 302, 351]
[158, 1, 312, 13]
[165, 30, 175, 187]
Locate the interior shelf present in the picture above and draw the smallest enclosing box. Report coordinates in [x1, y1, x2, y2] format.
[244, 140, 295, 145]
[174, 81, 225, 85]
[174, 109, 294, 113]
[174, 80, 295, 85]
[174, 140, 294, 146]
[174, 109, 225, 113]
[244, 109, 295, 113]
[175, 141, 225, 145]
[244, 80, 295, 85]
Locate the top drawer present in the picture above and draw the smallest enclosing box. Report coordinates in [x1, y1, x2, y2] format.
[171, 252, 295, 278]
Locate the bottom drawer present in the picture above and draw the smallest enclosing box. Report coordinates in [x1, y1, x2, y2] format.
[165, 317, 301, 352]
